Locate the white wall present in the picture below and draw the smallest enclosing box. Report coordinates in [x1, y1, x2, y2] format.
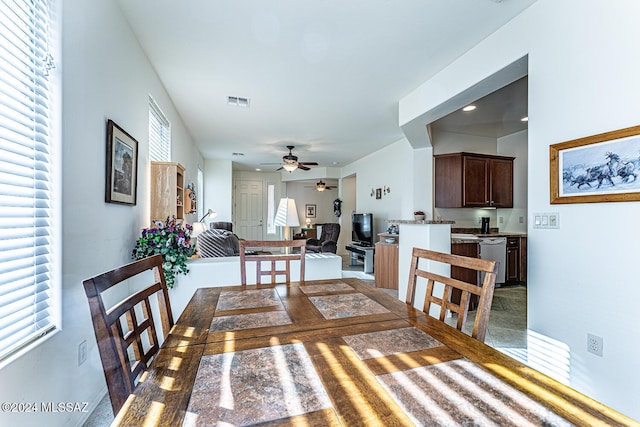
[337, 175, 356, 255]
[204, 158, 233, 223]
[497, 130, 528, 233]
[432, 129, 498, 155]
[285, 181, 340, 227]
[0, 2, 203, 426]
[341, 138, 425, 237]
[401, 0, 640, 420]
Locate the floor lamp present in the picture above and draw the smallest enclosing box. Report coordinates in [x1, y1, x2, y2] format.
[274, 198, 300, 244]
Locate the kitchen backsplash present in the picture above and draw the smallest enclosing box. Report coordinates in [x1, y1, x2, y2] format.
[434, 207, 527, 233]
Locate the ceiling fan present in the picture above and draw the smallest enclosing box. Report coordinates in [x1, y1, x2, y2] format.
[305, 180, 337, 192]
[262, 145, 318, 172]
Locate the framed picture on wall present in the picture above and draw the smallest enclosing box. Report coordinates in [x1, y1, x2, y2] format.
[550, 124, 640, 204]
[106, 119, 138, 205]
[305, 204, 316, 218]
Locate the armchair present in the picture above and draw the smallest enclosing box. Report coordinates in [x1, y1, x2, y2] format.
[306, 223, 340, 253]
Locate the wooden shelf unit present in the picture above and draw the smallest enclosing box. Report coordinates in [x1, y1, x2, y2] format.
[150, 161, 185, 223]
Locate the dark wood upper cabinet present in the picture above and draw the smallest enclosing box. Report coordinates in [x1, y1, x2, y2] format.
[435, 152, 514, 208]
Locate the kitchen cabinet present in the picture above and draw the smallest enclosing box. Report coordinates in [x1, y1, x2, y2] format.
[150, 161, 185, 223]
[505, 238, 519, 283]
[505, 236, 527, 284]
[451, 242, 480, 309]
[434, 152, 514, 208]
[374, 233, 399, 290]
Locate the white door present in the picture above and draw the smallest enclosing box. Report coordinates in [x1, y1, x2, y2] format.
[235, 180, 263, 239]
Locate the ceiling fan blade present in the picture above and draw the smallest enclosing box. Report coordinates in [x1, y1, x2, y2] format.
[298, 162, 318, 166]
[297, 164, 310, 171]
[260, 162, 283, 165]
[276, 166, 283, 171]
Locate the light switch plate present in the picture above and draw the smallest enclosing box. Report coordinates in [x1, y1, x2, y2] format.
[533, 212, 560, 229]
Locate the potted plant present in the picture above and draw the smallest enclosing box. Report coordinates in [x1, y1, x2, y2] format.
[414, 210, 425, 221]
[132, 216, 195, 288]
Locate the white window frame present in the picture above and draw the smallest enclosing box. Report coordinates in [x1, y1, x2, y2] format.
[0, 0, 62, 366]
[148, 96, 171, 162]
[197, 166, 204, 221]
[267, 183, 276, 234]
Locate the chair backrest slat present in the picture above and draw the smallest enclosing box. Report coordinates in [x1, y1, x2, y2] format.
[406, 247, 498, 342]
[239, 240, 306, 285]
[83, 254, 173, 415]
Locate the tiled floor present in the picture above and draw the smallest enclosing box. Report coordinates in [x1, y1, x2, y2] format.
[83, 260, 528, 426]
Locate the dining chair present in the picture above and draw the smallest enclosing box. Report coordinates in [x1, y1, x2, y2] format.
[239, 240, 306, 285]
[82, 254, 174, 415]
[406, 247, 498, 342]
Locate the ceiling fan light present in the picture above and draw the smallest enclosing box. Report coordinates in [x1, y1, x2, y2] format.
[283, 163, 298, 172]
[316, 182, 326, 191]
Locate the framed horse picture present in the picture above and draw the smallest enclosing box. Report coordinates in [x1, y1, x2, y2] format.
[550, 125, 640, 204]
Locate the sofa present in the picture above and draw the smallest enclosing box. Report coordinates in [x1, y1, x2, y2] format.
[196, 228, 239, 257]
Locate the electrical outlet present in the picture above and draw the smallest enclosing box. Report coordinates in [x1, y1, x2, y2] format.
[587, 333, 603, 357]
[499, 216, 504, 224]
[78, 340, 87, 366]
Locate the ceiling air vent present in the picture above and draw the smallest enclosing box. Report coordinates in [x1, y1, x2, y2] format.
[227, 96, 250, 108]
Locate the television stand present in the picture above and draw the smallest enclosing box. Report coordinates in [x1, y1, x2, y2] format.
[345, 243, 375, 274]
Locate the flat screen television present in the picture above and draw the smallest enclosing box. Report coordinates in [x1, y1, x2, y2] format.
[351, 213, 373, 246]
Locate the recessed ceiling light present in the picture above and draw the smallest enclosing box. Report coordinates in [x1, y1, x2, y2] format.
[521, 116, 528, 122]
[255, 168, 261, 171]
[227, 96, 250, 108]
[462, 105, 476, 112]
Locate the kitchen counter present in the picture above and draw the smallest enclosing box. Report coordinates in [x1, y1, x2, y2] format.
[452, 232, 527, 244]
[388, 219, 456, 224]
[451, 227, 526, 242]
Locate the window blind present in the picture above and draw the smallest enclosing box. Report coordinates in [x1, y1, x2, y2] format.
[0, 0, 56, 361]
[148, 96, 171, 162]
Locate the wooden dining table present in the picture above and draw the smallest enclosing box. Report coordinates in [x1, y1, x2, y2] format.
[112, 278, 638, 426]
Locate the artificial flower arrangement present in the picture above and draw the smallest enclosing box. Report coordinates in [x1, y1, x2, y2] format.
[132, 216, 195, 288]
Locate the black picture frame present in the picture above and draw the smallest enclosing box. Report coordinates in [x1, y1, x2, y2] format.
[106, 119, 138, 205]
[305, 204, 316, 218]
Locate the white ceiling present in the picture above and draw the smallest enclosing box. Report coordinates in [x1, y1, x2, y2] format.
[432, 76, 528, 139]
[118, 0, 535, 171]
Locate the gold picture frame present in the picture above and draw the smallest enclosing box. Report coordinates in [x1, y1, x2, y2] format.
[550, 125, 640, 204]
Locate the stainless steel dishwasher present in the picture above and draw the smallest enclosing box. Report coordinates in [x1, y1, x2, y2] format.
[478, 237, 506, 285]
